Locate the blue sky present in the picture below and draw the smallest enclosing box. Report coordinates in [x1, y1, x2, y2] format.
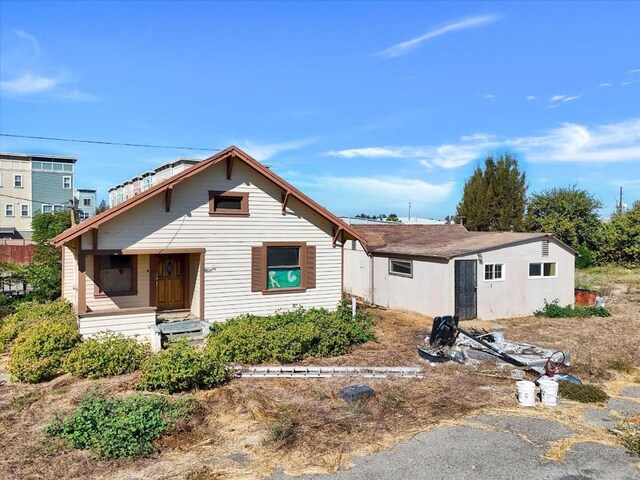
[1, 1, 639, 219]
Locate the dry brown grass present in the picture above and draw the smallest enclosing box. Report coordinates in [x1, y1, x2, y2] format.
[500, 296, 640, 384]
[1, 281, 639, 479]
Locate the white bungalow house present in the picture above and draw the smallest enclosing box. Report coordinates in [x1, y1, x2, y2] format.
[53, 146, 363, 343]
[344, 224, 576, 321]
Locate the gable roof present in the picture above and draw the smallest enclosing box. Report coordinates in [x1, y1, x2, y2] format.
[53, 146, 364, 246]
[354, 224, 576, 259]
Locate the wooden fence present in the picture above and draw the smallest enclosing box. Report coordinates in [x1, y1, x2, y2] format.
[0, 239, 36, 265]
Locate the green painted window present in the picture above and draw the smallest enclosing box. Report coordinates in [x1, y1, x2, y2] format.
[266, 246, 301, 289]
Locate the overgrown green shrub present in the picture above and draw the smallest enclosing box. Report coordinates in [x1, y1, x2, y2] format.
[46, 390, 197, 458]
[0, 299, 74, 351]
[558, 381, 609, 403]
[205, 303, 375, 364]
[534, 300, 611, 318]
[64, 333, 148, 379]
[8, 316, 80, 383]
[575, 244, 595, 269]
[138, 340, 232, 393]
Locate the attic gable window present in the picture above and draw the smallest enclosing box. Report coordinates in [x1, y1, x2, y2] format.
[209, 190, 249, 216]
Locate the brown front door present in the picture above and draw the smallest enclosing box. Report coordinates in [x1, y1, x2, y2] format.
[156, 254, 185, 310]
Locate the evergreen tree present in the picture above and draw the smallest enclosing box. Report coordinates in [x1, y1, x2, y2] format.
[455, 153, 526, 231]
[96, 199, 109, 214]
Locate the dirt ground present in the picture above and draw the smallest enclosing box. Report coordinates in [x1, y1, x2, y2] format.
[1, 275, 638, 480]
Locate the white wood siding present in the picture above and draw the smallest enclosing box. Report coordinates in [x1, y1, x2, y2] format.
[84, 254, 151, 311]
[62, 243, 78, 306]
[89, 161, 342, 321]
[79, 310, 156, 341]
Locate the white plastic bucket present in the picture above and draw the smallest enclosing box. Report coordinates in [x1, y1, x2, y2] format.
[516, 380, 536, 406]
[539, 379, 559, 407]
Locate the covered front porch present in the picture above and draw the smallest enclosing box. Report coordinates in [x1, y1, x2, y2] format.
[70, 242, 208, 348]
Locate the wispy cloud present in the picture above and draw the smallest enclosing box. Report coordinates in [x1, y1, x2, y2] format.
[0, 72, 60, 94]
[375, 15, 502, 58]
[13, 28, 41, 56]
[1, 29, 96, 101]
[548, 94, 582, 108]
[599, 82, 613, 88]
[621, 80, 639, 86]
[526, 95, 537, 100]
[234, 138, 317, 162]
[483, 93, 496, 100]
[629, 69, 640, 74]
[295, 175, 455, 213]
[325, 118, 640, 167]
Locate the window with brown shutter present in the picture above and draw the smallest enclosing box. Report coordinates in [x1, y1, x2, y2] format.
[250, 242, 317, 294]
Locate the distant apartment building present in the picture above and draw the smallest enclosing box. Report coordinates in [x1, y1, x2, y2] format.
[74, 188, 97, 221]
[0, 153, 77, 239]
[108, 157, 201, 207]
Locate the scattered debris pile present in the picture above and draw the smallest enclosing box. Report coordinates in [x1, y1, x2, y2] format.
[418, 315, 581, 383]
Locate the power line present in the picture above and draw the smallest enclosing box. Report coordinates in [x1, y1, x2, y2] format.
[0, 133, 222, 152]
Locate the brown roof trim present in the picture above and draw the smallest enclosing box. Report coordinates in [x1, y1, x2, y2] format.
[53, 146, 365, 247]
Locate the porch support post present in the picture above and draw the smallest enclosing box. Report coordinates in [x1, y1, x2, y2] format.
[77, 253, 87, 314]
[199, 252, 205, 320]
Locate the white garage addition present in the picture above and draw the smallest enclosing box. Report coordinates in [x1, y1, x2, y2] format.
[344, 224, 576, 321]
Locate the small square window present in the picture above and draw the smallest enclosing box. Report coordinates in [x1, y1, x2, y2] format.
[42, 204, 53, 214]
[83, 198, 91, 206]
[14, 174, 23, 188]
[529, 262, 556, 278]
[54, 205, 64, 213]
[5, 204, 14, 217]
[389, 259, 412, 277]
[63, 176, 72, 189]
[484, 263, 504, 281]
[209, 191, 249, 216]
[21, 204, 29, 217]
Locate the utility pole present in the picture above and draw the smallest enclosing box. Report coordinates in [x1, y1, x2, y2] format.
[408, 200, 412, 222]
[618, 186, 623, 215]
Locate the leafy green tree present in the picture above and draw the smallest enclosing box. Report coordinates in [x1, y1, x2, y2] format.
[525, 186, 603, 250]
[25, 212, 72, 301]
[456, 153, 527, 231]
[598, 201, 640, 266]
[386, 213, 400, 222]
[95, 199, 109, 214]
